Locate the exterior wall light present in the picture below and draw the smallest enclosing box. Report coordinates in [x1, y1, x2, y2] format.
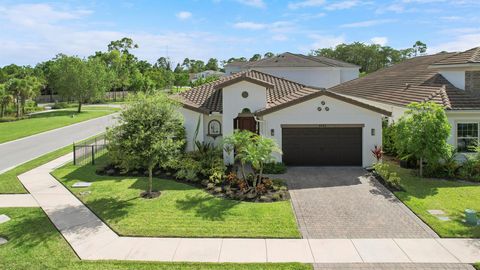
[371, 128, 375, 136]
[270, 129, 275, 136]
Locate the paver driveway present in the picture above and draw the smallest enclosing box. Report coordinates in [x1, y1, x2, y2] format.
[281, 167, 437, 239]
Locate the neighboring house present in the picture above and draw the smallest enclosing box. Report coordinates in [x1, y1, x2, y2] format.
[224, 52, 360, 89]
[190, 70, 225, 82]
[176, 69, 391, 167]
[330, 46, 480, 154]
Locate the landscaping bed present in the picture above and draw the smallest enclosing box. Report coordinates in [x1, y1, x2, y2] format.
[381, 160, 480, 238]
[0, 207, 309, 270]
[96, 163, 290, 203]
[52, 156, 300, 238]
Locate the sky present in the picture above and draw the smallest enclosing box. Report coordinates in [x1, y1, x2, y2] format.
[0, 0, 479, 66]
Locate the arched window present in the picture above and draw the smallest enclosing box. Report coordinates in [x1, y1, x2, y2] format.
[241, 108, 251, 114]
[207, 120, 222, 138]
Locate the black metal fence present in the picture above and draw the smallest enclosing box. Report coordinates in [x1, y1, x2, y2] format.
[73, 134, 108, 165]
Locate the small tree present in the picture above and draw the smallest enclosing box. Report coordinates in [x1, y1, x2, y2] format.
[0, 84, 13, 118]
[224, 130, 282, 191]
[107, 92, 185, 198]
[394, 102, 451, 177]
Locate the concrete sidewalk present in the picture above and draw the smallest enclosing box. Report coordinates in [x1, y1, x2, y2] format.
[6, 154, 480, 264]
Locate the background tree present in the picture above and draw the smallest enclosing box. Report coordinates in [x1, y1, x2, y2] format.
[205, 58, 219, 71]
[49, 55, 112, 112]
[155, 57, 172, 70]
[264, 52, 275, 58]
[249, 54, 262, 62]
[0, 83, 13, 118]
[312, 41, 428, 74]
[107, 92, 186, 198]
[394, 102, 451, 177]
[5, 78, 26, 118]
[412, 41, 427, 57]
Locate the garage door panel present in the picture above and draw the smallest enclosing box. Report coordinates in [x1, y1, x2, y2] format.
[282, 127, 362, 166]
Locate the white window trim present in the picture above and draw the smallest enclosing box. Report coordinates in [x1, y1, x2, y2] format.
[456, 121, 479, 153]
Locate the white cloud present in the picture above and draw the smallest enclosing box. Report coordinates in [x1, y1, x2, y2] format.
[272, 34, 288, 41]
[0, 3, 249, 66]
[340, 19, 396, 28]
[233, 21, 295, 32]
[325, 0, 359, 10]
[371, 36, 388, 46]
[0, 3, 91, 27]
[233, 21, 267, 30]
[306, 34, 346, 50]
[236, 0, 266, 8]
[288, 0, 326, 10]
[176, 11, 192, 20]
[429, 27, 480, 53]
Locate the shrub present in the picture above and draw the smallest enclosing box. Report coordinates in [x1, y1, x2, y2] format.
[382, 120, 397, 155]
[458, 156, 480, 182]
[387, 172, 401, 189]
[373, 162, 391, 180]
[51, 102, 70, 109]
[373, 163, 402, 190]
[263, 162, 287, 174]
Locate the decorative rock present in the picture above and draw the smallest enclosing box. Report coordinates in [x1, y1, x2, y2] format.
[246, 192, 257, 199]
[106, 169, 116, 175]
[436, 216, 451, 221]
[213, 187, 223, 193]
[428, 210, 446, 216]
[260, 195, 272, 202]
[0, 237, 7, 245]
[201, 180, 210, 187]
[272, 193, 281, 201]
[72, 182, 92, 188]
[206, 183, 215, 190]
[79, 191, 92, 196]
[0, 214, 11, 224]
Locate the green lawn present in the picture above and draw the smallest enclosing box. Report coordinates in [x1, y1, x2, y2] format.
[474, 263, 479, 270]
[52, 156, 300, 238]
[0, 107, 118, 144]
[390, 162, 480, 238]
[0, 208, 311, 270]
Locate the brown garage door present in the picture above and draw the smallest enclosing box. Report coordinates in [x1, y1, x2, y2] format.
[282, 126, 362, 166]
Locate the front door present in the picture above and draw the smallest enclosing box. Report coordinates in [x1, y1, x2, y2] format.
[235, 117, 257, 133]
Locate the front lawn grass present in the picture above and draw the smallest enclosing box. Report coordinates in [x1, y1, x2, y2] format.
[52, 156, 300, 238]
[0, 208, 310, 270]
[390, 162, 480, 238]
[0, 107, 118, 144]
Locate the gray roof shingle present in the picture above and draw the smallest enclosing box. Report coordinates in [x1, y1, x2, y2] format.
[330, 51, 480, 110]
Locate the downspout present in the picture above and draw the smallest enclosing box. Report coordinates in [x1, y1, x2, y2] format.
[253, 115, 266, 136]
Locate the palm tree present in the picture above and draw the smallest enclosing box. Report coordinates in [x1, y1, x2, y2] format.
[0, 84, 13, 118]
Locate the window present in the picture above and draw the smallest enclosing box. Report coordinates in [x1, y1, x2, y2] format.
[457, 123, 479, 152]
[207, 120, 222, 138]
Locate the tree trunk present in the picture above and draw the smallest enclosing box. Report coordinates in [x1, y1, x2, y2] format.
[16, 97, 20, 118]
[240, 161, 248, 187]
[77, 101, 82, 113]
[419, 157, 423, 177]
[21, 98, 25, 116]
[0, 104, 4, 118]
[148, 167, 153, 195]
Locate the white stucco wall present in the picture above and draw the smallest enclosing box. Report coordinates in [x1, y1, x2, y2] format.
[203, 114, 223, 147]
[179, 107, 204, 151]
[225, 65, 243, 75]
[337, 95, 407, 121]
[222, 81, 267, 163]
[439, 70, 466, 90]
[261, 95, 384, 167]
[340, 68, 360, 83]
[445, 111, 480, 147]
[251, 67, 344, 88]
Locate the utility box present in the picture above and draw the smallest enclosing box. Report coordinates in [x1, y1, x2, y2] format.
[465, 209, 478, 226]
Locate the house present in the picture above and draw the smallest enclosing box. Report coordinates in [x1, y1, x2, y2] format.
[177, 47, 480, 167]
[190, 70, 225, 82]
[224, 52, 360, 88]
[176, 69, 391, 167]
[330, 46, 480, 154]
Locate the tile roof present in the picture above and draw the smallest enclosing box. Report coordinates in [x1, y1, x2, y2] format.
[225, 52, 359, 69]
[176, 69, 315, 114]
[175, 69, 391, 116]
[431, 47, 480, 66]
[329, 52, 480, 110]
